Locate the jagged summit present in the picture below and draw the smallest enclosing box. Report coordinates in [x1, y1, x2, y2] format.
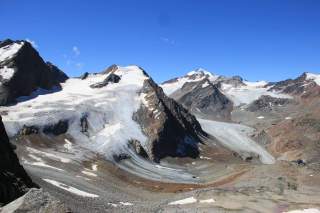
[186, 68, 213, 76]
[0, 39, 68, 105]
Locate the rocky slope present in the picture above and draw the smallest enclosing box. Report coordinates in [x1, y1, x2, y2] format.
[0, 188, 69, 213]
[268, 72, 320, 95]
[134, 71, 206, 162]
[0, 39, 68, 105]
[170, 79, 233, 121]
[0, 115, 36, 206]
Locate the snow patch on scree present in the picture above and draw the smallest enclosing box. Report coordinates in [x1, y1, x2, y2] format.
[1, 66, 149, 159]
[42, 178, 99, 198]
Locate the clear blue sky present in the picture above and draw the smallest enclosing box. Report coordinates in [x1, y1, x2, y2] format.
[1, 0, 320, 83]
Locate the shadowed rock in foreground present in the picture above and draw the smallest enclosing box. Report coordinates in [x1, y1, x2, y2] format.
[0, 116, 37, 206]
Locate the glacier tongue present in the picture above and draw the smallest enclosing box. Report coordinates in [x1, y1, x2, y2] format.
[198, 118, 275, 164]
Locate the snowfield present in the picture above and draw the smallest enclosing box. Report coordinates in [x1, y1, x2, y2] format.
[1, 66, 149, 159]
[198, 118, 275, 164]
[220, 82, 292, 106]
[306, 72, 320, 86]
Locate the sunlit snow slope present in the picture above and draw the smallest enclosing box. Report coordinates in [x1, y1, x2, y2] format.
[2, 66, 149, 158]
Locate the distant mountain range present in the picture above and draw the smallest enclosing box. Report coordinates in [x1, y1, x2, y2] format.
[1, 39, 320, 212]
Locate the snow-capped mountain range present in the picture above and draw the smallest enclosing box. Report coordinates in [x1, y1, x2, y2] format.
[1, 39, 320, 212]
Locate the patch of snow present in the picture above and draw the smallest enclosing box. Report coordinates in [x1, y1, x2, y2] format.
[26, 147, 71, 163]
[220, 83, 291, 106]
[64, 139, 72, 150]
[108, 203, 118, 207]
[42, 178, 99, 198]
[199, 198, 215, 203]
[28, 154, 42, 162]
[200, 156, 211, 160]
[0, 66, 15, 81]
[257, 116, 264, 119]
[28, 162, 64, 171]
[119, 202, 133, 206]
[283, 208, 320, 213]
[198, 118, 275, 164]
[92, 164, 98, 171]
[81, 170, 97, 177]
[25, 153, 64, 171]
[0, 42, 24, 62]
[285, 117, 292, 120]
[202, 81, 209, 88]
[306, 73, 320, 86]
[169, 197, 197, 205]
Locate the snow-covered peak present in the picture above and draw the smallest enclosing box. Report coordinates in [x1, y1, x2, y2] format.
[187, 68, 213, 77]
[305, 72, 320, 86]
[0, 41, 24, 62]
[161, 68, 219, 95]
[1, 65, 150, 158]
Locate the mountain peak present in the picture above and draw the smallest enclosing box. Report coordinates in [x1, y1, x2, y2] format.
[305, 72, 320, 85]
[187, 68, 213, 77]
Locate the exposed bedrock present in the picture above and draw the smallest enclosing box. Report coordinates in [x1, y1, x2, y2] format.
[133, 75, 207, 162]
[0, 116, 37, 206]
[246, 95, 295, 112]
[0, 39, 68, 105]
[171, 79, 233, 121]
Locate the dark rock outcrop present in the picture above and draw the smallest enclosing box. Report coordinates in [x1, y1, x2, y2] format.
[0, 39, 68, 105]
[247, 95, 294, 112]
[128, 139, 148, 158]
[79, 72, 89, 80]
[99, 64, 118, 75]
[90, 73, 121, 88]
[171, 79, 233, 121]
[216, 75, 245, 88]
[43, 120, 69, 136]
[0, 116, 37, 206]
[133, 74, 207, 162]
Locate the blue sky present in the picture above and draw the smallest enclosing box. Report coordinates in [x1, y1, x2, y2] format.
[1, 0, 320, 83]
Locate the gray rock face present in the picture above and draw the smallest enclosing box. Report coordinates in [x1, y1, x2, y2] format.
[0, 39, 68, 105]
[171, 79, 233, 121]
[133, 75, 207, 162]
[0, 116, 37, 206]
[0, 188, 69, 213]
[268, 72, 317, 94]
[216, 75, 245, 88]
[246, 95, 294, 112]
